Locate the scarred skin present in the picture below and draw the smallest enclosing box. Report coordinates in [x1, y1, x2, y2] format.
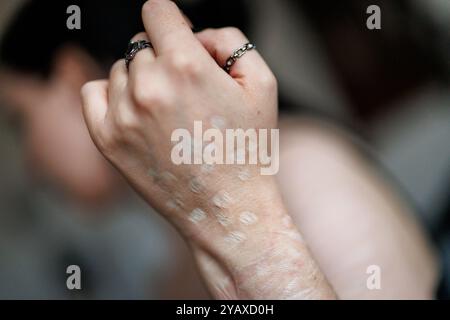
[81, 0, 439, 300]
[0, 0, 437, 300]
[81, 0, 336, 299]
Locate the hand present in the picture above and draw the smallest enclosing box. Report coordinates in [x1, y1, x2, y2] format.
[81, 0, 334, 299]
[81, 0, 277, 231]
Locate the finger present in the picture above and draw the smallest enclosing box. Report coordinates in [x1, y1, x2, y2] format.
[181, 12, 194, 29]
[141, 0, 201, 55]
[108, 59, 128, 104]
[81, 80, 109, 138]
[128, 32, 157, 92]
[128, 32, 156, 75]
[196, 28, 272, 81]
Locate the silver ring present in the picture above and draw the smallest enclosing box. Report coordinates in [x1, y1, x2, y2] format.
[223, 43, 256, 73]
[125, 40, 153, 69]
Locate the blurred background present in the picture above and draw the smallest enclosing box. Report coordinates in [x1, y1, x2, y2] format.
[0, 0, 448, 299]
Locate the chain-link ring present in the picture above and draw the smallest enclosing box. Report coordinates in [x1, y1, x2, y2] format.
[223, 43, 256, 73]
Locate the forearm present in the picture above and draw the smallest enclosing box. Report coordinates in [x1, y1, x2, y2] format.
[178, 172, 336, 300]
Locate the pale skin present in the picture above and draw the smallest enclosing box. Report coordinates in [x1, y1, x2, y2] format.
[81, 0, 334, 299]
[80, 0, 438, 299]
[277, 118, 438, 299]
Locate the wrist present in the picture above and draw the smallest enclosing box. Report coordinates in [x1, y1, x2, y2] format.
[190, 211, 335, 299]
[178, 171, 335, 299]
[181, 168, 285, 246]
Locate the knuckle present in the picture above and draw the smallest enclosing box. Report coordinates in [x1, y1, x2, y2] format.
[114, 105, 138, 131]
[200, 28, 216, 36]
[96, 128, 117, 152]
[116, 113, 137, 132]
[80, 81, 97, 99]
[166, 52, 201, 77]
[110, 59, 125, 78]
[221, 27, 244, 40]
[132, 72, 150, 96]
[132, 85, 169, 109]
[133, 86, 156, 108]
[259, 71, 278, 91]
[80, 82, 92, 96]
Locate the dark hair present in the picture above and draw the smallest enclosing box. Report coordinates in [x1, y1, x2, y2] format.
[0, 0, 147, 77]
[0, 0, 250, 78]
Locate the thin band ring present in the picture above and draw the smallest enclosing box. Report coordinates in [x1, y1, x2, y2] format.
[223, 43, 256, 73]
